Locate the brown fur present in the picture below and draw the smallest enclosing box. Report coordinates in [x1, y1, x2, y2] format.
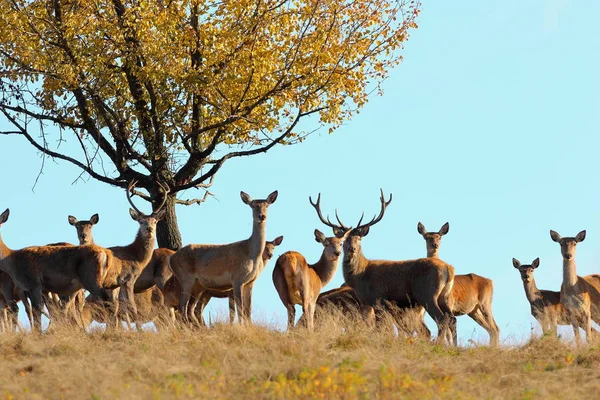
[170, 190, 278, 325]
[418, 222, 499, 346]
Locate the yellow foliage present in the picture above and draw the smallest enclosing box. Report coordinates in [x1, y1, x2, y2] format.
[0, 0, 420, 150]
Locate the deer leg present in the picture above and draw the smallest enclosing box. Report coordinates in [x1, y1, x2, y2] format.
[243, 282, 254, 322]
[177, 281, 194, 324]
[228, 293, 235, 324]
[29, 289, 44, 333]
[286, 303, 296, 330]
[361, 305, 376, 327]
[232, 281, 245, 325]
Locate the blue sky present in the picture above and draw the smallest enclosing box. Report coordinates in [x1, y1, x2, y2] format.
[1, 1, 599, 344]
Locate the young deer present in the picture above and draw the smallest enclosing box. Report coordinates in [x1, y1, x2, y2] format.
[512, 257, 570, 336]
[272, 194, 351, 331]
[170, 190, 278, 325]
[342, 191, 456, 343]
[418, 222, 499, 346]
[550, 230, 600, 344]
[163, 237, 283, 323]
[0, 209, 114, 331]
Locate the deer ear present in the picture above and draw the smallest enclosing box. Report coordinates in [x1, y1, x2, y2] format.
[576, 230, 586, 243]
[439, 222, 449, 236]
[273, 236, 284, 246]
[129, 208, 141, 221]
[314, 229, 326, 243]
[532, 258, 540, 269]
[417, 222, 426, 235]
[90, 214, 99, 225]
[333, 227, 347, 238]
[266, 190, 278, 204]
[240, 191, 252, 205]
[68, 215, 78, 226]
[512, 258, 521, 269]
[550, 230, 561, 242]
[0, 209, 9, 225]
[359, 226, 370, 237]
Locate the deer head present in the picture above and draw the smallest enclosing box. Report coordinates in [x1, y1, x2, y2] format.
[550, 230, 586, 261]
[0, 209, 9, 227]
[263, 236, 284, 261]
[240, 191, 278, 225]
[343, 189, 393, 259]
[68, 214, 99, 245]
[127, 180, 168, 240]
[512, 257, 540, 283]
[417, 222, 449, 257]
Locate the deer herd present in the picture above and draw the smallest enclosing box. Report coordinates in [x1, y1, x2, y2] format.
[0, 182, 599, 347]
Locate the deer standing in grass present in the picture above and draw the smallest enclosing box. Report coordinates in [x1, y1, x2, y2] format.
[272, 194, 351, 331]
[341, 191, 456, 343]
[417, 222, 499, 346]
[194, 236, 284, 323]
[0, 208, 114, 331]
[99, 180, 167, 326]
[550, 230, 600, 344]
[170, 190, 278, 325]
[512, 257, 572, 336]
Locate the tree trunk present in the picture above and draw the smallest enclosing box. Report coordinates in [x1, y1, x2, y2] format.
[155, 195, 182, 250]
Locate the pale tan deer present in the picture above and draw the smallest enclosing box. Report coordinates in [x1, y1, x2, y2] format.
[341, 190, 456, 343]
[100, 180, 167, 325]
[197, 236, 284, 323]
[418, 222, 499, 346]
[170, 190, 278, 325]
[512, 257, 572, 336]
[273, 194, 351, 331]
[164, 237, 283, 324]
[550, 230, 600, 344]
[0, 208, 114, 331]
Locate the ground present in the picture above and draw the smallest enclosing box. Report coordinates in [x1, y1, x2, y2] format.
[0, 317, 599, 399]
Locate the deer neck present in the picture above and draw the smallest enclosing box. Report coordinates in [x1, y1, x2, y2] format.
[562, 257, 578, 288]
[0, 233, 11, 260]
[311, 253, 339, 289]
[342, 251, 368, 285]
[522, 278, 542, 303]
[248, 221, 267, 262]
[127, 230, 155, 264]
[427, 249, 439, 258]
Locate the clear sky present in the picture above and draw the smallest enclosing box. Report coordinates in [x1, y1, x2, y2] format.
[1, 1, 599, 344]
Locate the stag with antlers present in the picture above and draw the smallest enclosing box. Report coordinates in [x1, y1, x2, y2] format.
[341, 190, 456, 343]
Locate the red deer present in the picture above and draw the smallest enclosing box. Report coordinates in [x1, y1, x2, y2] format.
[272, 194, 351, 330]
[417, 222, 499, 346]
[164, 237, 283, 324]
[341, 190, 455, 343]
[550, 230, 600, 344]
[512, 257, 572, 336]
[170, 190, 278, 325]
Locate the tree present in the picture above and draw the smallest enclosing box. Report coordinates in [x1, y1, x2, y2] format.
[0, 0, 420, 249]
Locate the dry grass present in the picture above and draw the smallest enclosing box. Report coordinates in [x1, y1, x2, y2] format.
[1, 313, 600, 400]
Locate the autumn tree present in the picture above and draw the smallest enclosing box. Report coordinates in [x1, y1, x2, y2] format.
[0, 0, 420, 249]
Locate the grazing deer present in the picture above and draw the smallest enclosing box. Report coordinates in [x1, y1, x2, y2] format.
[170, 190, 278, 325]
[417, 222, 499, 346]
[550, 230, 600, 344]
[341, 190, 456, 343]
[297, 284, 432, 339]
[0, 208, 114, 331]
[273, 194, 351, 331]
[164, 237, 283, 324]
[512, 257, 571, 336]
[100, 180, 167, 325]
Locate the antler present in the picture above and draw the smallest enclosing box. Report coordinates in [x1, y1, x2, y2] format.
[127, 179, 171, 216]
[355, 189, 393, 231]
[309, 193, 350, 232]
[154, 179, 171, 213]
[126, 180, 144, 215]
